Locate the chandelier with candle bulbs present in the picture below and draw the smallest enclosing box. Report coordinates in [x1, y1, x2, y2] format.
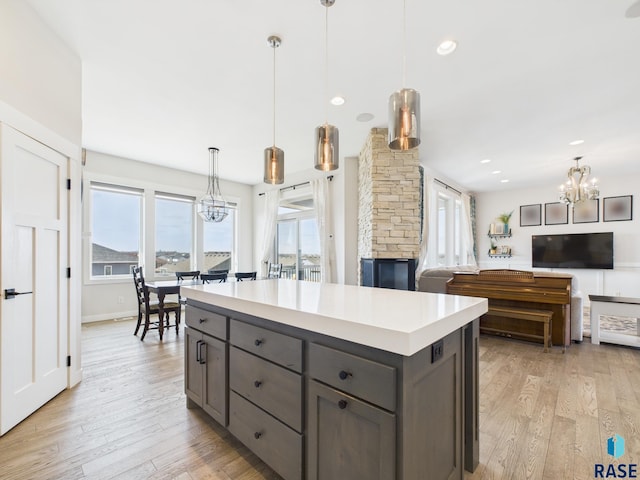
[559, 156, 599, 206]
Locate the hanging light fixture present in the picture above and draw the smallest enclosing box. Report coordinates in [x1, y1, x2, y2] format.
[197, 147, 229, 222]
[388, 0, 421, 150]
[559, 156, 600, 206]
[314, 0, 339, 171]
[264, 35, 284, 184]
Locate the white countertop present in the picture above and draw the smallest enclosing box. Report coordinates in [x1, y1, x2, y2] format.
[182, 280, 487, 356]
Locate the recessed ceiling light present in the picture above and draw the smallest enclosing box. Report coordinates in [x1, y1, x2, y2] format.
[330, 96, 345, 106]
[501, 179, 510, 183]
[491, 170, 501, 174]
[480, 159, 491, 164]
[437, 40, 457, 56]
[569, 139, 584, 146]
[356, 112, 374, 122]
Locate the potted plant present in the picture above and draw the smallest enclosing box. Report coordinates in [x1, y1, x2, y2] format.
[489, 239, 497, 255]
[498, 211, 513, 234]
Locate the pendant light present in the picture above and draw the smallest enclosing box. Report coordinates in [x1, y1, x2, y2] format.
[388, 0, 421, 150]
[314, 0, 339, 171]
[197, 147, 229, 222]
[264, 35, 284, 184]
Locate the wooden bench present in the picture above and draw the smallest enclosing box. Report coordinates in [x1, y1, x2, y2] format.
[484, 306, 554, 352]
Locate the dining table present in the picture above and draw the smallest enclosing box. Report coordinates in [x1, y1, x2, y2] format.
[145, 279, 203, 339]
[145, 275, 262, 339]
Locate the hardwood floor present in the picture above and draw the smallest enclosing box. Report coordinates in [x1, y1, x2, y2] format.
[0, 319, 638, 479]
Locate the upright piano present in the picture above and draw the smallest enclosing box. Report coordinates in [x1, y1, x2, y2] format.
[446, 269, 572, 348]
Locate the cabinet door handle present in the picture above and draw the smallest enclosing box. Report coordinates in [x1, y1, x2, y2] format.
[338, 399, 348, 410]
[254, 339, 264, 346]
[254, 380, 262, 388]
[338, 370, 352, 380]
[254, 431, 262, 439]
[199, 318, 207, 324]
[198, 341, 206, 364]
[195, 340, 201, 363]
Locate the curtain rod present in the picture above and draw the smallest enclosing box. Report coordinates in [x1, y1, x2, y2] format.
[434, 178, 461, 196]
[258, 175, 333, 196]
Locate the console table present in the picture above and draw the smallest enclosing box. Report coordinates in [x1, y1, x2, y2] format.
[589, 295, 640, 348]
[181, 279, 487, 480]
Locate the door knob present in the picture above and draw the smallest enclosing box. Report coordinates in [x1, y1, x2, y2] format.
[4, 288, 33, 300]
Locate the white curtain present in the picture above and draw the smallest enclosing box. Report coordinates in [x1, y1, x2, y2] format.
[311, 178, 336, 283]
[259, 189, 280, 277]
[461, 193, 477, 266]
[416, 173, 437, 279]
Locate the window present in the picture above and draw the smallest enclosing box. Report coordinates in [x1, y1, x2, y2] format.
[203, 205, 236, 273]
[276, 192, 321, 282]
[90, 183, 142, 278]
[435, 186, 464, 266]
[155, 193, 194, 276]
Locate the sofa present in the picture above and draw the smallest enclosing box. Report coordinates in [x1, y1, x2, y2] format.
[417, 267, 584, 342]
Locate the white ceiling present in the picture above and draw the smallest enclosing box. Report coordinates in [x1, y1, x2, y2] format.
[27, 0, 640, 192]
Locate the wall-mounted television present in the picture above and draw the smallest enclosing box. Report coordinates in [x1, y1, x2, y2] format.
[532, 232, 614, 269]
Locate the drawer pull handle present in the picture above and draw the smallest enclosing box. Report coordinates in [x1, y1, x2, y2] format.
[338, 400, 348, 410]
[199, 318, 207, 324]
[254, 339, 264, 346]
[254, 380, 262, 388]
[254, 431, 262, 439]
[338, 370, 352, 380]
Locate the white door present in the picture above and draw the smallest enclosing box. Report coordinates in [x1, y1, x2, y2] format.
[0, 123, 68, 435]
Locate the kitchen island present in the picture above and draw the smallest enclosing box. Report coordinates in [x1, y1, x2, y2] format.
[181, 279, 487, 480]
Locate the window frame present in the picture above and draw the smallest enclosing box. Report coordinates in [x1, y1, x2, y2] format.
[434, 184, 465, 267]
[87, 181, 144, 283]
[83, 172, 241, 285]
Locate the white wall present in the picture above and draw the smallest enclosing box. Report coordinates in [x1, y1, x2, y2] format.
[0, 1, 82, 145]
[476, 172, 640, 303]
[81, 150, 254, 322]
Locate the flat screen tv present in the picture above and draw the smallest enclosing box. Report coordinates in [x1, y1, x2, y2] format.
[532, 232, 614, 269]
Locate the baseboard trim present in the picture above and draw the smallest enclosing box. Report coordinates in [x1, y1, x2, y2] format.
[82, 310, 138, 324]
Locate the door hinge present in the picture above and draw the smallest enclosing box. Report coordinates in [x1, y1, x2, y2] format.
[66, 268, 71, 278]
[66, 356, 71, 367]
[66, 179, 71, 190]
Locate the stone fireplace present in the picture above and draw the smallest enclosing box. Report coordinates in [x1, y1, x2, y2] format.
[358, 127, 421, 287]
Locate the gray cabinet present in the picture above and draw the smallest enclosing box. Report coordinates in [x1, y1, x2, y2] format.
[228, 319, 303, 480]
[307, 380, 396, 480]
[184, 307, 228, 426]
[184, 300, 478, 480]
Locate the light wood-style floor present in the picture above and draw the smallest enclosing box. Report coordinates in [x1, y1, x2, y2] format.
[0, 319, 638, 479]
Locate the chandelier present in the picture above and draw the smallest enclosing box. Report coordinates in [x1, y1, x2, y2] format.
[197, 147, 229, 222]
[559, 156, 599, 206]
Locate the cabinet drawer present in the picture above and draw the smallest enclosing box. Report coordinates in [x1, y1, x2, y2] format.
[186, 306, 227, 340]
[230, 319, 302, 372]
[229, 347, 302, 432]
[229, 391, 302, 480]
[308, 343, 397, 411]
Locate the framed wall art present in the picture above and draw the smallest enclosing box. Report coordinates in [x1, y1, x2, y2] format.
[572, 199, 599, 224]
[520, 204, 542, 227]
[545, 202, 568, 225]
[603, 195, 633, 222]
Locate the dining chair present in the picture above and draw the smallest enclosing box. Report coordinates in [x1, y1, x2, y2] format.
[207, 268, 229, 275]
[235, 271, 257, 281]
[267, 263, 282, 279]
[175, 270, 200, 305]
[201, 272, 228, 283]
[132, 266, 181, 341]
[175, 270, 200, 281]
